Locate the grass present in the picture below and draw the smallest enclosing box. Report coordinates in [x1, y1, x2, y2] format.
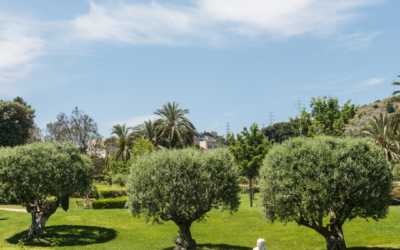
[1, 194, 400, 249]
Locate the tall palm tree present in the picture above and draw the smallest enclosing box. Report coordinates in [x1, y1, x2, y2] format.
[392, 75, 400, 96]
[104, 124, 134, 166]
[154, 102, 196, 148]
[132, 119, 160, 145]
[360, 113, 400, 161]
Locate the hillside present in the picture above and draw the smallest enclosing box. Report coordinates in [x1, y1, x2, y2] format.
[345, 96, 400, 136]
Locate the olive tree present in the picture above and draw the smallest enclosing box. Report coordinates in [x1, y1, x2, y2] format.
[126, 148, 241, 250]
[0, 142, 93, 238]
[259, 136, 392, 250]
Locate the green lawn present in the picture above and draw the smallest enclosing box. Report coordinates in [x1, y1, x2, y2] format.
[1, 195, 400, 249]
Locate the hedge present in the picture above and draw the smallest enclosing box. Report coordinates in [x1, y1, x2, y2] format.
[98, 188, 126, 199]
[92, 196, 127, 210]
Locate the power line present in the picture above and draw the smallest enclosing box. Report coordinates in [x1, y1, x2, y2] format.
[268, 112, 275, 127]
[292, 100, 304, 116]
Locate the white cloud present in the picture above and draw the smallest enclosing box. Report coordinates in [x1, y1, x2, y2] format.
[338, 77, 384, 94]
[299, 72, 363, 90]
[211, 122, 220, 129]
[365, 78, 383, 86]
[107, 115, 159, 128]
[70, 2, 212, 45]
[0, 15, 45, 96]
[336, 32, 380, 51]
[70, 0, 380, 45]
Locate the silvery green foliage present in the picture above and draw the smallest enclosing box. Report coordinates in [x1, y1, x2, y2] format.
[0, 142, 93, 206]
[126, 148, 241, 223]
[259, 136, 392, 249]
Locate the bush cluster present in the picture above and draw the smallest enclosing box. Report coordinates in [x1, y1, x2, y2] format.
[391, 184, 400, 205]
[92, 196, 127, 210]
[98, 187, 126, 199]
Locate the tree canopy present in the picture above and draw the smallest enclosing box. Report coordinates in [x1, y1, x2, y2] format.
[289, 96, 362, 137]
[0, 142, 93, 238]
[44, 107, 103, 155]
[227, 123, 271, 207]
[259, 136, 392, 250]
[126, 148, 240, 250]
[262, 121, 294, 143]
[360, 112, 400, 162]
[154, 101, 196, 148]
[0, 97, 35, 147]
[104, 124, 134, 166]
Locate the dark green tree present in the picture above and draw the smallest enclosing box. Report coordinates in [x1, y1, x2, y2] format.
[0, 97, 35, 147]
[0, 142, 93, 238]
[262, 122, 294, 143]
[386, 101, 396, 113]
[259, 136, 392, 250]
[227, 123, 271, 207]
[289, 96, 362, 137]
[126, 148, 240, 250]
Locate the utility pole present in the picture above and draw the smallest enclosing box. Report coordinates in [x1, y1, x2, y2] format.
[226, 122, 230, 137]
[292, 100, 304, 117]
[268, 112, 275, 127]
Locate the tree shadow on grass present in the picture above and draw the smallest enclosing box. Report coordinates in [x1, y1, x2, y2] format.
[163, 244, 249, 250]
[6, 225, 117, 247]
[0, 218, 9, 220]
[349, 248, 400, 250]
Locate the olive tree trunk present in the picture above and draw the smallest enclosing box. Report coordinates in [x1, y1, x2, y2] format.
[173, 222, 196, 250]
[321, 212, 346, 250]
[28, 211, 49, 238]
[27, 198, 61, 238]
[323, 226, 346, 250]
[249, 177, 253, 207]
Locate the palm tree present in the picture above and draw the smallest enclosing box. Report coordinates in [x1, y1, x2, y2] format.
[154, 102, 196, 148]
[104, 124, 134, 166]
[392, 75, 400, 96]
[360, 113, 400, 161]
[132, 119, 160, 145]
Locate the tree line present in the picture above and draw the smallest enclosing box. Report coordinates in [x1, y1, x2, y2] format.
[1, 87, 400, 250]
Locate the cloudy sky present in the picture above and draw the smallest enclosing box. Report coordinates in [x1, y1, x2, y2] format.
[0, 0, 399, 137]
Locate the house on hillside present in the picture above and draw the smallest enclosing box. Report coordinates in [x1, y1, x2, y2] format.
[193, 131, 224, 151]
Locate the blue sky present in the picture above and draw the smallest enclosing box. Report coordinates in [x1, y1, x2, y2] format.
[0, 0, 399, 137]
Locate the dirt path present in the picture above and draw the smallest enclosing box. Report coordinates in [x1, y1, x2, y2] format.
[0, 208, 27, 212]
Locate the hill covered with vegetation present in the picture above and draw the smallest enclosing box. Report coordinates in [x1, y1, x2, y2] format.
[345, 96, 400, 136]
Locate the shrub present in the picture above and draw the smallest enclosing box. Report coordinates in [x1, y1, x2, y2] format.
[98, 187, 126, 199]
[92, 196, 127, 209]
[112, 174, 126, 187]
[387, 102, 396, 113]
[373, 104, 379, 108]
[259, 136, 392, 250]
[127, 148, 240, 250]
[98, 181, 108, 186]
